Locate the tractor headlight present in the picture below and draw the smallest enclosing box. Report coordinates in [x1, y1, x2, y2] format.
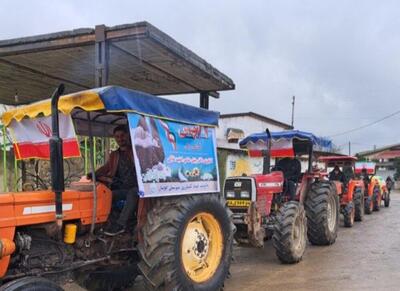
[226, 191, 235, 198]
[240, 191, 250, 198]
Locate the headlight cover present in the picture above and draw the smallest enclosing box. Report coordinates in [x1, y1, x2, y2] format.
[240, 191, 250, 198]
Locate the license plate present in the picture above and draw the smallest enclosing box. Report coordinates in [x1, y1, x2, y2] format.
[227, 199, 251, 208]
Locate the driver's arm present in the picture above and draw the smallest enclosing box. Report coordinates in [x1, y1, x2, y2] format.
[87, 151, 116, 184]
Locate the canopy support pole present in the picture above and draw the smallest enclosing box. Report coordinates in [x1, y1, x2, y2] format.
[2, 126, 7, 192]
[95, 25, 109, 88]
[87, 112, 98, 236]
[84, 137, 88, 174]
[14, 155, 17, 191]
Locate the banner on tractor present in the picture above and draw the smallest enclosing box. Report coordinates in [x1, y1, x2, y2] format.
[127, 113, 219, 197]
[8, 113, 80, 160]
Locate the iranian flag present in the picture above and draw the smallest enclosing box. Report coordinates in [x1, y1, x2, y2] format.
[248, 139, 295, 158]
[9, 114, 80, 160]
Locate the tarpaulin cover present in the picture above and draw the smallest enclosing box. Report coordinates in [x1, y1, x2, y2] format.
[239, 130, 333, 157]
[2, 86, 219, 127]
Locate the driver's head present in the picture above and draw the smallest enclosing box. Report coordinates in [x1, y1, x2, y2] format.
[334, 166, 340, 173]
[113, 125, 130, 148]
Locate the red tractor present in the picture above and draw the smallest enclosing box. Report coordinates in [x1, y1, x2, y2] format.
[354, 162, 383, 213]
[319, 156, 365, 227]
[224, 130, 340, 264]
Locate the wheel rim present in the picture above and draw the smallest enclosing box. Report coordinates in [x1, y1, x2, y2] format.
[327, 195, 337, 232]
[350, 206, 355, 224]
[181, 212, 223, 283]
[292, 213, 305, 252]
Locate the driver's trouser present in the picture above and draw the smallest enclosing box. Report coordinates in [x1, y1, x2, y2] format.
[112, 188, 139, 227]
[287, 180, 296, 201]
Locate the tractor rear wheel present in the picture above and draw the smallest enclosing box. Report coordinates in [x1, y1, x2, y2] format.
[354, 188, 364, 221]
[365, 195, 373, 214]
[343, 201, 355, 227]
[272, 201, 307, 264]
[384, 192, 391, 207]
[373, 187, 381, 211]
[305, 182, 339, 245]
[138, 194, 234, 291]
[0, 277, 63, 291]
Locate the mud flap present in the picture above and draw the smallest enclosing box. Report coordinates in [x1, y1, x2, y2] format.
[244, 202, 265, 248]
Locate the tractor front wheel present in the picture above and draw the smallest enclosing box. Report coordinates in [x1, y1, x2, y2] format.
[384, 192, 391, 207]
[305, 182, 339, 245]
[272, 201, 307, 264]
[138, 194, 234, 291]
[354, 188, 364, 221]
[373, 187, 381, 211]
[343, 201, 355, 227]
[0, 277, 63, 291]
[365, 195, 373, 214]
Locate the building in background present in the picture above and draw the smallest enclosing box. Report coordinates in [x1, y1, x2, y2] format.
[357, 143, 400, 180]
[216, 112, 293, 187]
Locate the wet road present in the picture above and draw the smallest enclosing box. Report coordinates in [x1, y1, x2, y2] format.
[225, 191, 400, 291]
[64, 191, 400, 291]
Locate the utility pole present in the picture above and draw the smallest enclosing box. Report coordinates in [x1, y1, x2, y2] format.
[291, 96, 295, 128]
[348, 141, 351, 156]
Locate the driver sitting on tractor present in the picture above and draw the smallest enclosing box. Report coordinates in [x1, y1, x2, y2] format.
[275, 157, 301, 201]
[329, 166, 346, 184]
[88, 125, 139, 236]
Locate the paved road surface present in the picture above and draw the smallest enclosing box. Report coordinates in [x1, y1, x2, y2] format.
[224, 191, 400, 291]
[64, 191, 400, 291]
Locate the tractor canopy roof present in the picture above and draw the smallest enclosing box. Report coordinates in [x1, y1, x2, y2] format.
[2, 86, 219, 128]
[319, 156, 357, 168]
[1, 86, 219, 137]
[319, 156, 357, 162]
[239, 130, 332, 158]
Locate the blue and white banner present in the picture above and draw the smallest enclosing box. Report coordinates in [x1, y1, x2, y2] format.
[128, 113, 220, 197]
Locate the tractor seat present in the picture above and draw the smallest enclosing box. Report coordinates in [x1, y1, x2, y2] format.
[275, 157, 302, 182]
[69, 177, 97, 192]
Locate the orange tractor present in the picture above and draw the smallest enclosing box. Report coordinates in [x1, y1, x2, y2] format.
[0, 85, 234, 290]
[224, 130, 340, 264]
[354, 162, 385, 213]
[319, 156, 365, 227]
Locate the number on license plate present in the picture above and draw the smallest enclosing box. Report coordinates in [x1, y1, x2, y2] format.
[227, 199, 251, 207]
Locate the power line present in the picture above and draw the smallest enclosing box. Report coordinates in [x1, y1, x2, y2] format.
[328, 109, 400, 138]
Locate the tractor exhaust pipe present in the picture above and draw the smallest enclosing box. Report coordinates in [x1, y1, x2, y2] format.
[49, 84, 65, 230]
[262, 128, 272, 175]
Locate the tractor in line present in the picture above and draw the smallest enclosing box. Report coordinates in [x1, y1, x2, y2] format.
[224, 130, 339, 264]
[319, 156, 365, 227]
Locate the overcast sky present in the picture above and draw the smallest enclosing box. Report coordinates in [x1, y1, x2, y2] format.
[1, 0, 400, 154]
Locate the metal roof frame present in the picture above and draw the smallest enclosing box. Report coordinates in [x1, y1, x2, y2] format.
[0, 22, 235, 107]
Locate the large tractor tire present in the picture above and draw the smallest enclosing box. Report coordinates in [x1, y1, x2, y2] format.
[373, 187, 381, 211]
[138, 194, 235, 291]
[354, 188, 364, 221]
[0, 277, 63, 291]
[343, 201, 355, 228]
[384, 192, 391, 207]
[365, 195, 373, 214]
[305, 182, 339, 246]
[272, 201, 307, 264]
